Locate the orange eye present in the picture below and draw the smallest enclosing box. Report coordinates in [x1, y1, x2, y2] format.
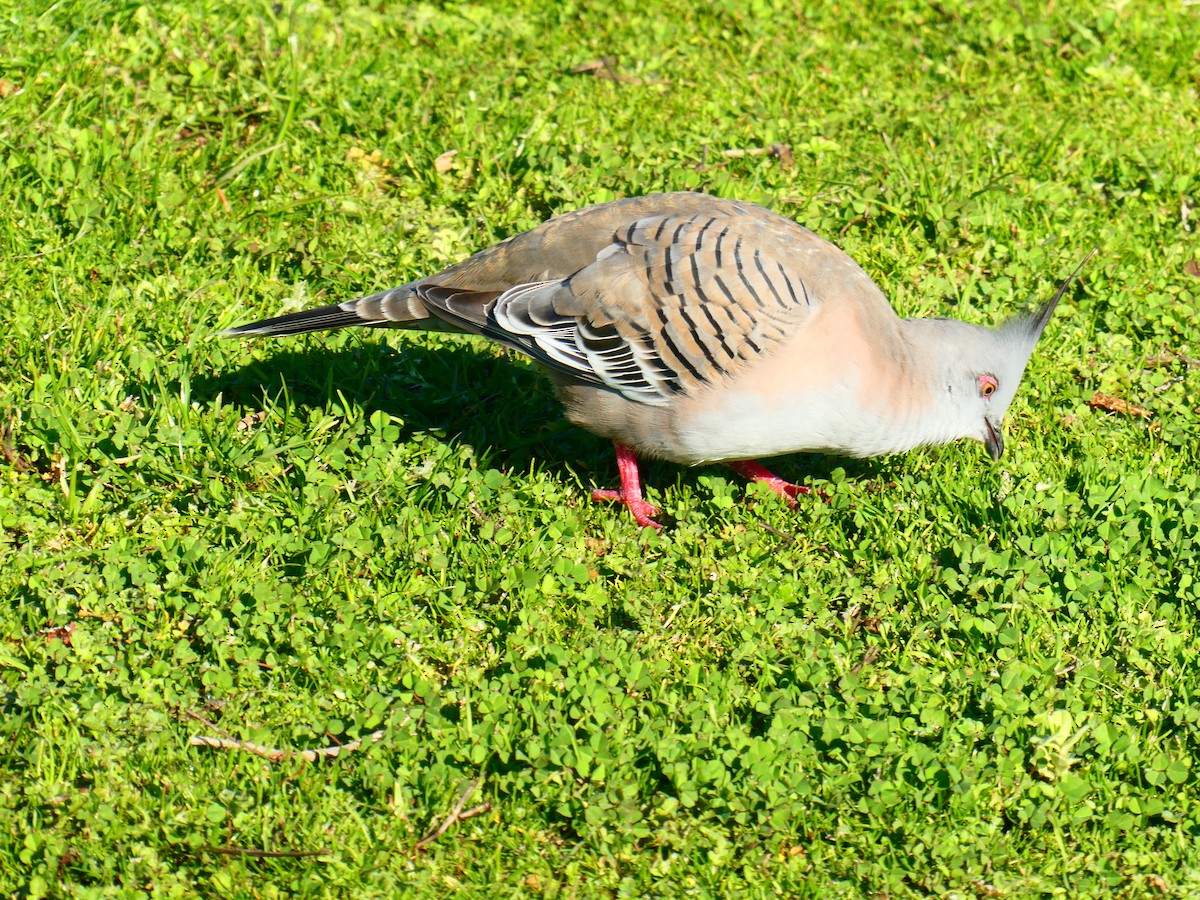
[979, 375, 997, 398]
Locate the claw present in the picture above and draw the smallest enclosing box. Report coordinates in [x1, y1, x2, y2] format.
[591, 488, 662, 529]
[726, 460, 824, 508]
[591, 443, 663, 529]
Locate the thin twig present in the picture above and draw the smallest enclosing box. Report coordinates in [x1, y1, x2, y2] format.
[188, 730, 386, 762]
[718, 146, 769, 159]
[569, 57, 668, 86]
[414, 777, 489, 851]
[1, 423, 33, 473]
[850, 646, 880, 675]
[200, 846, 330, 858]
[183, 708, 233, 739]
[1144, 350, 1200, 369]
[839, 215, 869, 237]
[1151, 376, 1185, 395]
[459, 803, 490, 821]
[1087, 391, 1152, 419]
[11, 223, 91, 260]
[718, 143, 793, 167]
[186, 709, 388, 762]
[756, 522, 795, 544]
[699, 143, 793, 173]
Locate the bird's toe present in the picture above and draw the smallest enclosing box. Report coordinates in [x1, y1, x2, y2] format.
[590, 488, 663, 529]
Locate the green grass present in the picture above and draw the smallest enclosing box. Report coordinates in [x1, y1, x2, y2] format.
[2, 0, 1199, 896]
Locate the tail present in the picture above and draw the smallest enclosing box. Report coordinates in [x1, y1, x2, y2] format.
[219, 285, 432, 337]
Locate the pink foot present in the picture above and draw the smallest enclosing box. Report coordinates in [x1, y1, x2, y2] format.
[590, 443, 663, 529]
[726, 460, 821, 509]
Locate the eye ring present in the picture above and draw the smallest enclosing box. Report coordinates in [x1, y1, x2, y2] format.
[979, 375, 998, 398]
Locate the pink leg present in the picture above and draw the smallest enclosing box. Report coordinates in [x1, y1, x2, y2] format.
[726, 460, 813, 509]
[591, 443, 663, 529]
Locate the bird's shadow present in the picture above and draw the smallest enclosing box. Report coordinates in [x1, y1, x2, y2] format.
[191, 332, 871, 497]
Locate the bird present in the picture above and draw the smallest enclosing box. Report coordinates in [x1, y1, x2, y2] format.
[222, 192, 1090, 529]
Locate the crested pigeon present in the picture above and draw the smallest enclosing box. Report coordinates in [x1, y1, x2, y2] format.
[222, 192, 1088, 529]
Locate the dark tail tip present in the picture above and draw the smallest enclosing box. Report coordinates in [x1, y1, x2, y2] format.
[218, 303, 365, 338]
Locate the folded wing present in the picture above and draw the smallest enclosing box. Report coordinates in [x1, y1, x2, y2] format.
[418, 212, 819, 406]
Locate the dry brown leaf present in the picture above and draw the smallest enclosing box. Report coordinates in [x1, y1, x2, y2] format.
[175, 126, 210, 146]
[42, 623, 75, 645]
[1185, 259, 1200, 279]
[771, 142, 795, 169]
[434, 150, 458, 173]
[43, 454, 66, 483]
[238, 410, 268, 431]
[569, 57, 668, 86]
[346, 146, 394, 188]
[1088, 391, 1152, 418]
[0, 79, 19, 99]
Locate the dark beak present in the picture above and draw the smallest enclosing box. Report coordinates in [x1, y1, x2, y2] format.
[984, 418, 1004, 461]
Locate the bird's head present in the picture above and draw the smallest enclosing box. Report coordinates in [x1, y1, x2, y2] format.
[926, 252, 1094, 460]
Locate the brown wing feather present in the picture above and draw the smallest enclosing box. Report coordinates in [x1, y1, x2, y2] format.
[475, 209, 819, 405]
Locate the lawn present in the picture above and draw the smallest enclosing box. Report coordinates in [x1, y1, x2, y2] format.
[2, 0, 1199, 896]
